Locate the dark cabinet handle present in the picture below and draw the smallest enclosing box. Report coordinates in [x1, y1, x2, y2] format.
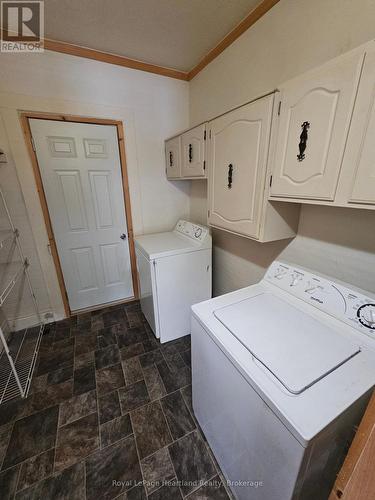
[169, 151, 173, 167]
[120, 233, 127, 240]
[297, 121, 310, 162]
[228, 164, 233, 189]
[188, 144, 193, 163]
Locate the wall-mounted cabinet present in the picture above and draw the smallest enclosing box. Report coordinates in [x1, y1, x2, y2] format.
[269, 41, 375, 211]
[269, 49, 364, 202]
[338, 47, 375, 207]
[207, 94, 300, 242]
[181, 124, 206, 178]
[165, 124, 207, 180]
[165, 136, 181, 179]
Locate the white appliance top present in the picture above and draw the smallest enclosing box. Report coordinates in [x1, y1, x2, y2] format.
[214, 293, 360, 395]
[135, 220, 211, 260]
[191, 261, 375, 445]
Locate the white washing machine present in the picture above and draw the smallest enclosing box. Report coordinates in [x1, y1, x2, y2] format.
[135, 220, 211, 343]
[191, 261, 375, 500]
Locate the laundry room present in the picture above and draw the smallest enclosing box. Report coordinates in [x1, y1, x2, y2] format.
[0, 0, 375, 499]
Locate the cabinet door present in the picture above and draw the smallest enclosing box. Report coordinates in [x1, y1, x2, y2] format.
[270, 50, 364, 201]
[181, 124, 206, 178]
[208, 95, 274, 239]
[165, 136, 181, 178]
[345, 50, 375, 205]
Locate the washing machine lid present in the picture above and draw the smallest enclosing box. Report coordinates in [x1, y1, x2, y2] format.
[135, 232, 198, 260]
[213, 292, 361, 395]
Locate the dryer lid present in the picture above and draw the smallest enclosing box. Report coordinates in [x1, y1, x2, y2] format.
[213, 292, 361, 394]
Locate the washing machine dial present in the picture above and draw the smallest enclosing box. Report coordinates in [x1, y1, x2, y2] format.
[194, 227, 202, 238]
[357, 304, 375, 329]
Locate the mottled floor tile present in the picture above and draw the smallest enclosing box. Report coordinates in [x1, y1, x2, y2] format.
[85, 436, 142, 500]
[124, 484, 147, 499]
[74, 351, 95, 369]
[180, 385, 193, 414]
[100, 414, 132, 448]
[0, 465, 20, 499]
[47, 364, 73, 385]
[117, 327, 148, 348]
[59, 389, 97, 426]
[141, 447, 175, 494]
[0, 422, 13, 467]
[120, 343, 144, 361]
[169, 430, 216, 495]
[98, 390, 122, 424]
[186, 476, 230, 499]
[139, 349, 164, 369]
[18, 448, 55, 491]
[142, 339, 159, 353]
[97, 325, 118, 348]
[122, 356, 143, 385]
[0, 398, 26, 426]
[15, 462, 85, 500]
[74, 333, 98, 355]
[161, 390, 196, 440]
[96, 363, 125, 396]
[103, 308, 126, 327]
[164, 352, 186, 372]
[22, 380, 73, 418]
[55, 412, 99, 471]
[148, 484, 182, 500]
[119, 381, 150, 414]
[156, 360, 191, 393]
[95, 345, 120, 370]
[36, 345, 74, 376]
[131, 401, 172, 459]
[73, 364, 96, 395]
[180, 349, 191, 367]
[29, 374, 48, 395]
[142, 365, 166, 401]
[3, 405, 59, 469]
[91, 315, 104, 331]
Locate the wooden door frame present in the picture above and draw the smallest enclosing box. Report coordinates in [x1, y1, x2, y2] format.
[20, 111, 139, 317]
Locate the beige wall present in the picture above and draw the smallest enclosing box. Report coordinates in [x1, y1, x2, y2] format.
[0, 50, 190, 320]
[189, 0, 375, 296]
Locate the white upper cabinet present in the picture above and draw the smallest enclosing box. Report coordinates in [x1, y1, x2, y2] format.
[270, 50, 365, 201]
[181, 124, 206, 178]
[165, 136, 181, 179]
[208, 94, 299, 241]
[338, 47, 375, 206]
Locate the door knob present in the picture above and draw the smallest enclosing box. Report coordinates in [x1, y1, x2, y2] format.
[120, 233, 127, 240]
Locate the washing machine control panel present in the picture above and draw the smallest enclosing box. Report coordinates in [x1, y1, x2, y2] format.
[174, 220, 208, 243]
[265, 261, 375, 338]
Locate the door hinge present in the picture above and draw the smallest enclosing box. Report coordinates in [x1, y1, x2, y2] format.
[203, 160, 206, 170]
[208, 209, 210, 218]
[204, 130, 206, 141]
[277, 101, 281, 116]
[31, 136, 36, 152]
[269, 175, 273, 187]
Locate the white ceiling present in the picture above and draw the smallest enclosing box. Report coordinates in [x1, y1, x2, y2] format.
[44, 0, 261, 72]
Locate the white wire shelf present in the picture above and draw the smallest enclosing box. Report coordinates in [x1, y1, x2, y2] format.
[0, 323, 44, 403]
[0, 260, 27, 307]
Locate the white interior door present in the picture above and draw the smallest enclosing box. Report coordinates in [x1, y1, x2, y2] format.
[270, 50, 364, 201]
[30, 119, 134, 311]
[208, 95, 274, 239]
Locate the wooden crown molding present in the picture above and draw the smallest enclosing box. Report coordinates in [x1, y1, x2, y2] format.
[1, 0, 279, 81]
[187, 0, 280, 80]
[43, 39, 189, 81]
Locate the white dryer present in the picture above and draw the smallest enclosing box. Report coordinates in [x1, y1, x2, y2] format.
[191, 261, 375, 500]
[135, 220, 211, 343]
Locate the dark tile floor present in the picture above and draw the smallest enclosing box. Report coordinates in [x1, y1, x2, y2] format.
[0, 301, 232, 500]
